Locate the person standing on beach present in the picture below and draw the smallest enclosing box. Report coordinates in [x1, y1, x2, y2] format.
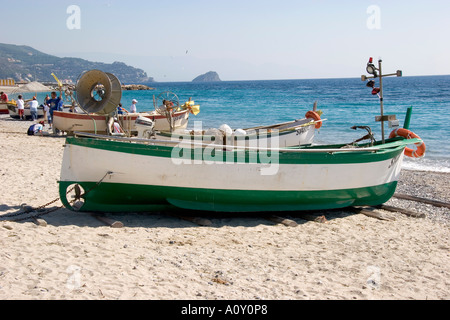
[58, 98, 64, 111]
[17, 95, 25, 120]
[42, 95, 49, 125]
[46, 91, 62, 133]
[117, 103, 128, 114]
[28, 96, 39, 121]
[130, 99, 138, 113]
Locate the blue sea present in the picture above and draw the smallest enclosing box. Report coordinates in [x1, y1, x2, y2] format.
[22, 75, 450, 172]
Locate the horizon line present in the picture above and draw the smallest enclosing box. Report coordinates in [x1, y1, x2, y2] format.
[143, 73, 450, 84]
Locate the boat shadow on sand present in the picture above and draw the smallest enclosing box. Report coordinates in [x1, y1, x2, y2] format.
[1, 205, 356, 229]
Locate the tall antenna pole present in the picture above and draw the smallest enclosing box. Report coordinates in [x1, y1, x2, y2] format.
[378, 59, 385, 143]
[361, 57, 402, 144]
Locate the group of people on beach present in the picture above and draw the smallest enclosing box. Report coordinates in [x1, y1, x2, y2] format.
[21, 92, 139, 136]
[21, 91, 62, 135]
[8, 91, 62, 124]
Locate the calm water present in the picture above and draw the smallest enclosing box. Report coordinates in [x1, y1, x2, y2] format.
[17, 75, 450, 172]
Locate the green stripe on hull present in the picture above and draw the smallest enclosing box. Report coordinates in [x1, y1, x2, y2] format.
[59, 181, 398, 213]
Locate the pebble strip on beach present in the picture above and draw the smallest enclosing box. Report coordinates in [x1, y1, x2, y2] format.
[390, 170, 449, 224]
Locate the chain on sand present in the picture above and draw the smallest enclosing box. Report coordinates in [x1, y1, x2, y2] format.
[1, 172, 112, 223]
[0, 186, 76, 222]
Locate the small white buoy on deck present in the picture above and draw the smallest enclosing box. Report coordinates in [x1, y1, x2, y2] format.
[219, 124, 232, 135]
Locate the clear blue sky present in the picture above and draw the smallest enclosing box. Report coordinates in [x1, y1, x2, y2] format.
[1, 0, 449, 81]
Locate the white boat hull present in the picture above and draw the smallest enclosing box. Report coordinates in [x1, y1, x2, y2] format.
[59, 134, 410, 213]
[153, 118, 317, 147]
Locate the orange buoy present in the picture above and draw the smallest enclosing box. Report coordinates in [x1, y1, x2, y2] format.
[389, 128, 426, 158]
[305, 111, 322, 129]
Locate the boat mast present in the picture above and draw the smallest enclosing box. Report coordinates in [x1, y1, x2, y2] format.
[361, 58, 402, 143]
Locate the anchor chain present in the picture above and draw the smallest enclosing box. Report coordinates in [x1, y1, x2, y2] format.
[0, 171, 113, 223]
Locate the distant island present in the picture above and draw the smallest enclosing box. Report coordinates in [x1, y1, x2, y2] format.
[192, 71, 221, 82]
[0, 43, 154, 84]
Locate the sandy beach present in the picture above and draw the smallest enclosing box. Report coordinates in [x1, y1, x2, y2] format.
[0, 115, 448, 300]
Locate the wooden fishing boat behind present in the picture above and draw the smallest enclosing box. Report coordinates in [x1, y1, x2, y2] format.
[53, 108, 190, 134]
[148, 114, 322, 148]
[53, 71, 195, 135]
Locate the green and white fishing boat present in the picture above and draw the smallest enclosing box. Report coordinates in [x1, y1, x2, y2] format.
[58, 59, 426, 213]
[59, 132, 421, 213]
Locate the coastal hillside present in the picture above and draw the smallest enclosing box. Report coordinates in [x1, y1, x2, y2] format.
[0, 43, 154, 84]
[192, 71, 221, 82]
